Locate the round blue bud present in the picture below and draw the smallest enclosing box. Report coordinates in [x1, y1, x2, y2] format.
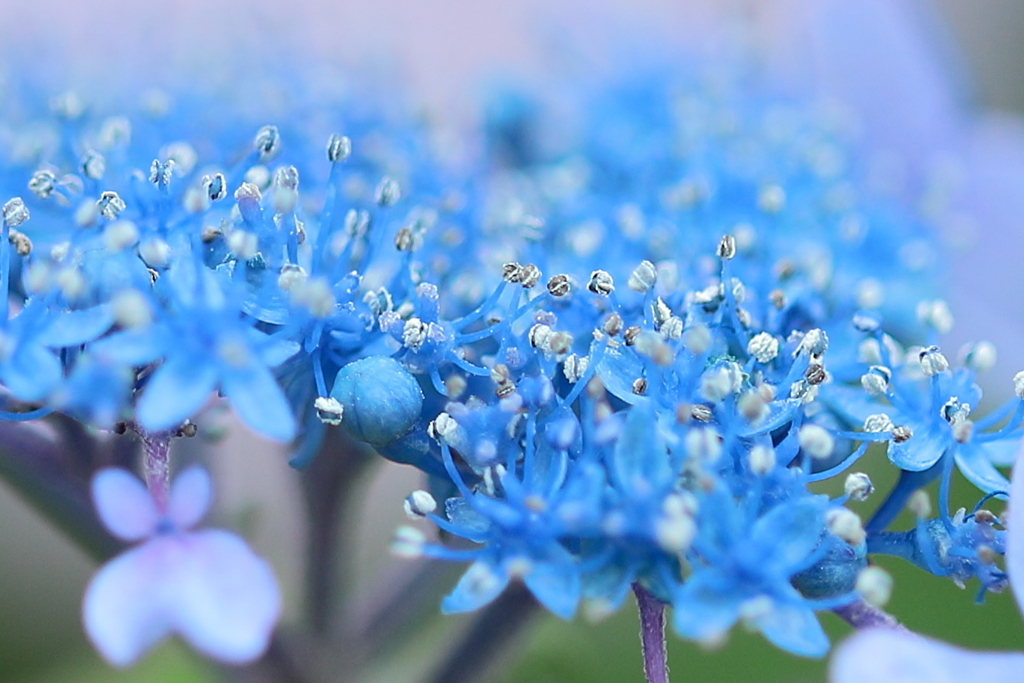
[330, 356, 423, 447]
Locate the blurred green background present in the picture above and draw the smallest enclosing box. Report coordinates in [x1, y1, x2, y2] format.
[3, 1, 1024, 682]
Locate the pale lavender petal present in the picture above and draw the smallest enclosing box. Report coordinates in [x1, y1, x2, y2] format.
[82, 543, 173, 667]
[168, 467, 212, 531]
[830, 629, 1024, 683]
[1008, 438, 1024, 616]
[92, 468, 159, 542]
[167, 530, 280, 663]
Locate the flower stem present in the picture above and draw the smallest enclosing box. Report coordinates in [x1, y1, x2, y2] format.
[633, 583, 670, 683]
[138, 429, 172, 511]
[832, 600, 906, 631]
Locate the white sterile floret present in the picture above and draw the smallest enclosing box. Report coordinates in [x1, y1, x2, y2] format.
[918, 346, 949, 376]
[313, 397, 344, 425]
[916, 299, 954, 334]
[103, 220, 139, 251]
[844, 472, 875, 502]
[391, 526, 426, 559]
[628, 260, 657, 292]
[111, 289, 152, 329]
[863, 413, 893, 433]
[2, 197, 29, 228]
[1013, 371, 1024, 399]
[748, 445, 776, 475]
[747, 332, 779, 364]
[959, 341, 997, 373]
[403, 490, 437, 519]
[798, 424, 834, 460]
[826, 507, 866, 546]
[139, 239, 172, 268]
[856, 566, 893, 607]
[685, 426, 722, 463]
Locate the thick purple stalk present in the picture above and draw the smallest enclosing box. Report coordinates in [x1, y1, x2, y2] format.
[139, 429, 172, 511]
[833, 600, 906, 631]
[633, 583, 670, 683]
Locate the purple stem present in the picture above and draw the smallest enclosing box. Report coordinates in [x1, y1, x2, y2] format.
[139, 429, 172, 511]
[832, 600, 907, 631]
[633, 583, 670, 683]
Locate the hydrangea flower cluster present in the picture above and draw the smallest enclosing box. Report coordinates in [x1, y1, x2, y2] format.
[0, 53, 1018, 681]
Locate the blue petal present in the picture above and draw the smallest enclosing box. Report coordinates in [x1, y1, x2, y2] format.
[37, 305, 114, 348]
[671, 570, 742, 642]
[595, 346, 645, 405]
[522, 544, 580, 619]
[136, 354, 218, 432]
[954, 443, 1010, 494]
[887, 429, 947, 471]
[610, 400, 670, 494]
[755, 589, 829, 658]
[441, 561, 510, 614]
[91, 327, 169, 365]
[222, 364, 297, 442]
[748, 497, 826, 575]
[1, 342, 63, 401]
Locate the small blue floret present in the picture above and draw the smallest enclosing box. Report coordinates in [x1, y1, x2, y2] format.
[330, 356, 423, 447]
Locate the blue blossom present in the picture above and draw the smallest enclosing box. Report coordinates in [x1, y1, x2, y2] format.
[83, 466, 280, 667]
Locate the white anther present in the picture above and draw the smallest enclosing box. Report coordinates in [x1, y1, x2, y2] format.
[227, 230, 259, 260]
[908, 490, 932, 518]
[863, 414, 893, 433]
[244, 165, 271, 190]
[758, 185, 786, 213]
[111, 289, 152, 329]
[149, 159, 175, 186]
[919, 346, 949, 376]
[660, 316, 684, 341]
[2, 198, 29, 228]
[587, 270, 615, 296]
[8, 229, 31, 257]
[796, 329, 828, 357]
[82, 150, 106, 180]
[96, 191, 125, 221]
[1015, 371, 1024, 399]
[628, 260, 657, 292]
[56, 268, 86, 299]
[959, 341, 997, 373]
[856, 278, 885, 309]
[518, 264, 541, 288]
[916, 299, 954, 335]
[403, 490, 437, 519]
[391, 526, 426, 559]
[952, 419, 974, 444]
[290, 277, 336, 318]
[160, 141, 197, 176]
[327, 134, 352, 162]
[655, 512, 697, 553]
[277, 265, 308, 292]
[747, 332, 779, 364]
[563, 354, 589, 383]
[798, 424, 834, 460]
[856, 566, 893, 607]
[717, 234, 736, 260]
[861, 366, 891, 397]
[375, 176, 401, 206]
[139, 239, 172, 268]
[685, 426, 722, 463]
[313, 396, 344, 425]
[682, 324, 711, 354]
[28, 170, 57, 199]
[103, 220, 139, 251]
[826, 507, 866, 546]
[254, 125, 280, 158]
[737, 391, 768, 425]
[749, 445, 776, 475]
[97, 116, 132, 149]
[844, 472, 875, 502]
